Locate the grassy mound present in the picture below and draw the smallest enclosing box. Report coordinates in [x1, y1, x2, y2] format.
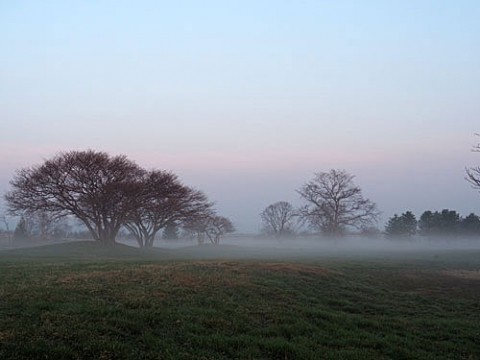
[0, 241, 149, 262]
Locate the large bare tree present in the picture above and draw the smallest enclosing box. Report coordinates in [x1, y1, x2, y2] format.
[260, 201, 297, 237]
[297, 169, 379, 236]
[5, 150, 144, 245]
[124, 170, 213, 248]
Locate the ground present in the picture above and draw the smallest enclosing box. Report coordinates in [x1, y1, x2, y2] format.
[0, 241, 479, 359]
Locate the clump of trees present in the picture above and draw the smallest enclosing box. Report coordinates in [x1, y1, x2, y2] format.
[4, 150, 233, 247]
[384, 211, 417, 238]
[385, 209, 480, 238]
[183, 215, 235, 245]
[260, 169, 380, 238]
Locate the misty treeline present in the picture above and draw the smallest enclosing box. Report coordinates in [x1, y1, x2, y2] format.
[260, 169, 380, 238]
[3, 150, 234, 247]
[261, 136, 480, 239]
[385, 210, 480, 239]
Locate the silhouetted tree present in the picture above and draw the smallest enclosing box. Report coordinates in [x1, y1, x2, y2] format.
[205, 216, 235, 245]
[260, 201, 297, 238]
[385, 211, 417, 238]
[418, 211, 434, 235]
[124, 170, 212, 248]
[418, 209, 461, 236]
[182, 211, 214, 245]
[460, 213, 480, 235]
[183, 214, 234, 245]
[5, 150, 144, 245]
[297, 169, 379, 236]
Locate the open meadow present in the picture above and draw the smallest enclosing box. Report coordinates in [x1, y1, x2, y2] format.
[0, 240, 479, 359]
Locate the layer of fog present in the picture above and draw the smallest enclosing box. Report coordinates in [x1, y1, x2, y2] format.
[123, 235, 480, 257]
[2, 234, 480, 260]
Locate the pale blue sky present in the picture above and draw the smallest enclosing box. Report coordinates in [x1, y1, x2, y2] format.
[1, 1, 480, 231]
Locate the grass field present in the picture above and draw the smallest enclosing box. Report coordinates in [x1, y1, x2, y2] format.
[0, 241, 479, 359]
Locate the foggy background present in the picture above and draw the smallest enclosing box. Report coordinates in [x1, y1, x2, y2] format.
[1, 1, 480, 232]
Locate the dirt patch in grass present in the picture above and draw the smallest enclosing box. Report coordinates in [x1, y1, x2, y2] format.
[441, 269, 480, 280]
[395, 269, 480, 299]
[55, 261, 331, 290]
[56, 262, 253, 289]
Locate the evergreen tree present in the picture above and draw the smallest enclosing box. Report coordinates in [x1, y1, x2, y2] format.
[385, 211, 417, 238]
[419, 211, 434, 235]
[419, 209, 461, 236]
[460, 213, 480, 235]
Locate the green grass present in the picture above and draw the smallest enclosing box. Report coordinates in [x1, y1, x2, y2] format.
[0, 241, 479, 359]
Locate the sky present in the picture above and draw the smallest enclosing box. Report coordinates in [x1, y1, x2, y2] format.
[1, 1, 480, 232]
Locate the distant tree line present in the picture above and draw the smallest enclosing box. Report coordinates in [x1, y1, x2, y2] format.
[4, 150, 234, 247]
[385, 209, 480, 239]
[5, 134, 480, 245]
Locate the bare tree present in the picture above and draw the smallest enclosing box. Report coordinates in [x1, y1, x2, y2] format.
[182, 210, 215, 245]
[124, 170, 213, 248]
[297, 169, 379, 236]
[5, 150, 144, 245]
[205, 216, 235, 245]
[183, 214, 234, 245]
[260, 201, 297, 238]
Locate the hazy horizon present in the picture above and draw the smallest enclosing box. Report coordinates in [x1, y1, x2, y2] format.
[2, 1, 480, 232]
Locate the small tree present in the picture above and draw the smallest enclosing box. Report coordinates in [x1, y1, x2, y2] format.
[298, 169, 379, 236]
[205, 216, 235, 245]
[260, 201, 297, 238]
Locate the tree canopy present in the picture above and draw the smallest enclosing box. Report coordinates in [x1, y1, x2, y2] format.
[124, 169, 212, 248]
[298, 169, 379, 236]
[4, 150, 221, 246]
